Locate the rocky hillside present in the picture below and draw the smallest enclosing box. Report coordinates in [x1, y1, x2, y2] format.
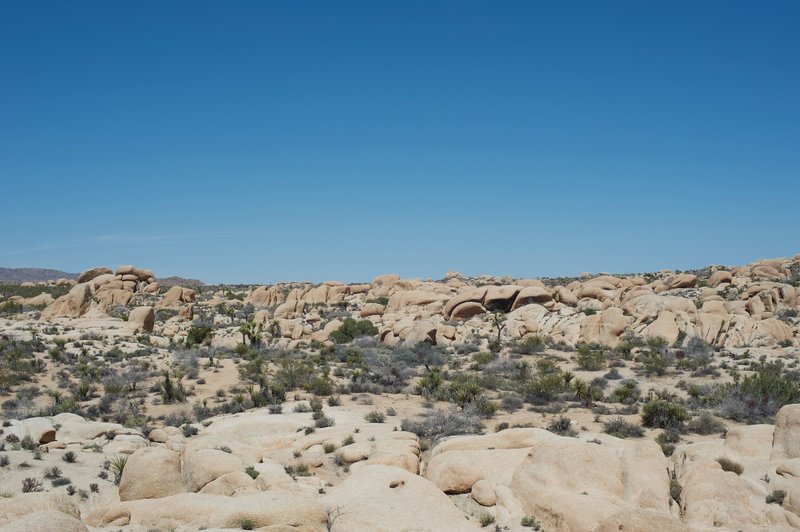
[0, 255, 799, 530]
[0, 267, 77, 283]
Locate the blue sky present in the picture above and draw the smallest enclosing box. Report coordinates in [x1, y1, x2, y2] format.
[1, 1, 798, 283]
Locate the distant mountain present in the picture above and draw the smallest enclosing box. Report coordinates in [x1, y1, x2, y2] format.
[0, 267, 78, 283]
[157, 276, 204, 288]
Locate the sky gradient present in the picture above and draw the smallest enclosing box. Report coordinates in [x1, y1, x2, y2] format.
[2, 1, 798, 283]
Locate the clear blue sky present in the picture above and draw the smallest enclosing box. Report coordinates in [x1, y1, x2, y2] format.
[2, 1, 798, 283]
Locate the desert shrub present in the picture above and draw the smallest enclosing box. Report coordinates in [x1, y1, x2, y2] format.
[330, 318, 378, 344]
[500, 393, 524, 411]
[51, 477, 72, 487]
[575, 344, 606, 371]
[716, 456, 743, 475]
[323, 442, 336, 454]
[766, 489, 786, 505]
[342, 434, 355, 446]
[546, 416, 576, 437]
[110, 455, 127, 484]
[63, 450, 77, 463]
[309, 397, 324, 412]
[0, 455, 8, 467]
[518, 359, 571, 404]
[514, 334, 547, 354]
[364, 410, 386, 423]
[185, 326, 213, 347]
[612, 379, 641, 404]
[400, 409, 484, 441]
[44, 466, 62, 479]
[711, 362, 800, 423]
[655, 429, 681, 456]
[244, 465, 260, 479]
[636, 337, 673, 376]
[22, 478, 43, 492]
[641, 400, 689, 429]
[677, 337, 715, 374]
[687, 412, 726, 435]
[479, 513, 495, 527]
[160, 372, 186, 404]
[521, 515, 541, 529]
[314, 415, 335, 428]
[603, 416, 645, 438]
[670, 478, 682, 504]
[572, 378, 604, 407]
[20, 435, 36, 451]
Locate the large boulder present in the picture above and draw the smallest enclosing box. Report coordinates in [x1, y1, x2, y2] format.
[41, 283, 92, 318]
[0, 510, 88, 532]
[182, 448, 244, 492]
[511, 286, 552, 310]
[644, 311, 680, 345]
[510, 436, 672, 531]
[119, 447, 184, 501]
[483, 285, 521, 312]
[245, 285, 286, 307]
[0, 493, 82, 529]
[324, 465, 481, 532]
[128, 306, 155, 333]
[579, 307, 630, 347]
[84, 492, 328, 530]
[77, 267, 113, 284]
[772, 404, 800, 461]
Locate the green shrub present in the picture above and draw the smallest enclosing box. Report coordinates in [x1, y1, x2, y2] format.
[479, 513, 495, 527]
[712, 361, 800, 423]
[670, 478, 682, 504]
[521, 515, 541, 529]
[575, 344, 606, 371]
[515, 335, 547, 354]
[636, 338, 673, 376]
[186, 326, 213, 347]
[603, 416, 645, 438]
[716, 456, 743, 475]
[641, 400, 689, 429]
[62, 451, 77, 463]
[656, 429, 681, 456]
[766, 489, 786, 505]
[330, 318, 378, 344]
[688, 412, 726, 435]
[400, 409, 484, 441]
[546, 416, 576, 437]
[21, 477, 43, 493]
[364, 410, 386, 423]
[613, 380, 641, 404]
[244, 466, 260, 479]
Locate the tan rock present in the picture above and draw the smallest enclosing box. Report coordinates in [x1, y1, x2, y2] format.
[0, 510, 88, 532]
[483, 285, 522, 312]
[511, 286, 552, 310]
[580, 307, 630, 347]
[84, 491, 327, 530]
[773, 404, 800, 461]
[77, 267, 113, 284]
[324, 465, 481, 532]
[119, 447, 183, 501]
[707, 270, 733, 288]
[182, 448, 244, 492]
[128, 306, 155, 333]
[41, 283, 92, 318]
[471, 479, 496, 506]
